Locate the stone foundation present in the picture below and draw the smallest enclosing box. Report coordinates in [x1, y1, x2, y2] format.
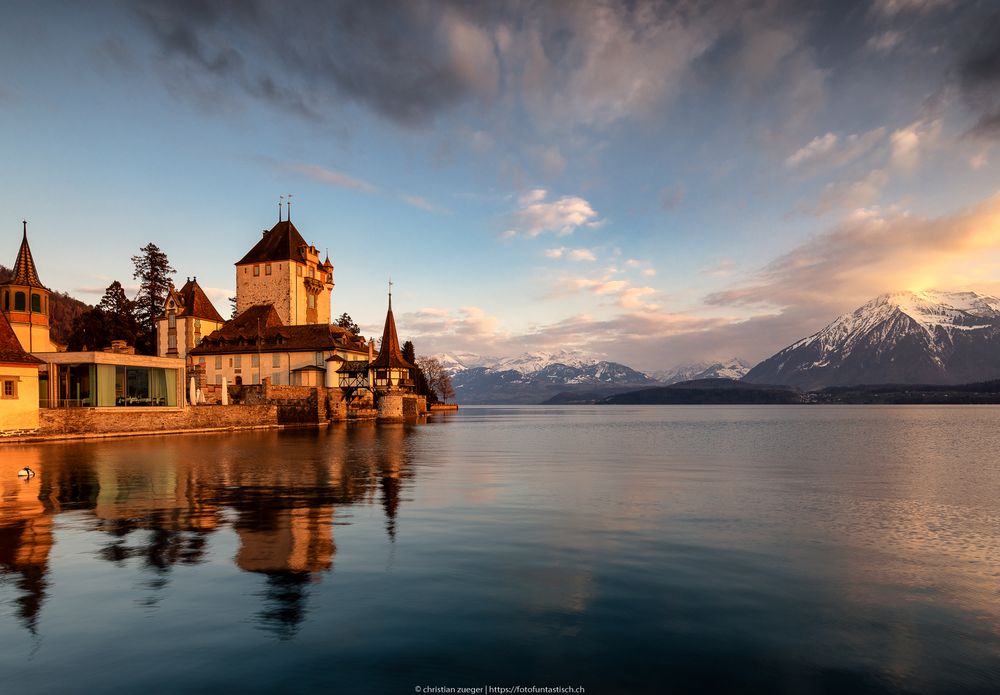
[37, 404, 280, 437]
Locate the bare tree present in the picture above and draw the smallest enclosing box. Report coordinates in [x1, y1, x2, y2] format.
[417, 356, 455, 403]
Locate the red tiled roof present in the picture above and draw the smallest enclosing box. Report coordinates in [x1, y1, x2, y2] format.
[236, 220, 313, 266]
[176, 279, 225, 323]
[371, 296, 415, 370]
[0, 310, 42, 365]
[189, 304, 367, 356]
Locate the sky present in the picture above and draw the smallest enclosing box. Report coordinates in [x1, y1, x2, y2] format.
[1, 0, 999, 371]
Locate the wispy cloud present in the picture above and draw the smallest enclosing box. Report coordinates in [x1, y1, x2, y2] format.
[400, 194, 451, 215]
[785, 127, 885, 171]
[287, 162, 378, 194]
[545, 247, 597, 261]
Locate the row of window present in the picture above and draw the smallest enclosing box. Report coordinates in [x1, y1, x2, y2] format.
[244, 262, 332, 283]
[2, 290, 45, 313]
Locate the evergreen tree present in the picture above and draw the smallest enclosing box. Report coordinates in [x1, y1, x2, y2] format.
[131, 243, 175, 354]
[336, 312, 361, 335]
[229, 296, 238, 319]
[66, 281, 142, 351]
[403, 341, 437, 402]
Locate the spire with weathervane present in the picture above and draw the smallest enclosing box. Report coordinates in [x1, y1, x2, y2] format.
[370, 278, 416, 390]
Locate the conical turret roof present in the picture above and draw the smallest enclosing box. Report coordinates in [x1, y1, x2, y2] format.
[371, 294, 415, 370]
[6, 222, 45, 289]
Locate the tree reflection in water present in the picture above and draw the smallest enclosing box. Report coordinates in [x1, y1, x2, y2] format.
[0, 421, 416, 638]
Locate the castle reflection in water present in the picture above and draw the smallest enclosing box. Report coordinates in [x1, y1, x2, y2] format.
[0, 424, 413, 639]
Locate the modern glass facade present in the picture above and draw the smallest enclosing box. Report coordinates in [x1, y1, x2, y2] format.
[54, 364, 178, 407]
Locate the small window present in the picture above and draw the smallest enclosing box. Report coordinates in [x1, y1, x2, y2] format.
[253, 265, 260, 277]
[199, 358, 206, 366]
[14, 292, 25, 311]
[234, 355, 242, 368]
[309, 267, 315, 279]
[2, 379, 16, 398]
[272, 353, 280, 368]
[307, 294, 315, 309]
[251, 354, 259, 368]
[215, 356, 222, 369]
[296, 265, 302, 277]
[315, 352, 324, 366]
[168, 313, 176, 328]
[215, 375, 222, 386]
[31, 294, 41, 312]
[265, 263, 272, 276]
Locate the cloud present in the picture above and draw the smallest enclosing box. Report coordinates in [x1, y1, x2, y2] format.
[287, 162, 378, 193]
[955, 10, 1000, 140]
[889, 119, 941, 171]
[504, 189, 601, 238]
[708, 191, 1000, 315]
[129, 0, 829, 137]
[545, 247, 596, 262]
[132, 1, 500, 128]
[785, 127, 886, 171]
[866, 30, 903, 53]
[811, 169, 889, 214]
[400, 194, 450, 214]
[872, 0, 953, 16]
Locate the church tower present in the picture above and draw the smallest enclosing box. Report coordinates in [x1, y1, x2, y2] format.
[1, 222, 56, 352]
[234, 207, 334, 326]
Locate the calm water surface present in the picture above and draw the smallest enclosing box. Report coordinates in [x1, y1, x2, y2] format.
[2, 406, 1000, 693]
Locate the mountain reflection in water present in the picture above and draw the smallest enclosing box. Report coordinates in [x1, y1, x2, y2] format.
[0, 423, 412, 639]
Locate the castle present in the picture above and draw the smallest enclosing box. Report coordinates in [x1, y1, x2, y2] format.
[0, 209, 426, 435]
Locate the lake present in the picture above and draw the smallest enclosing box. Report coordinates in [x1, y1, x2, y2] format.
[2, 406, 1000, 693]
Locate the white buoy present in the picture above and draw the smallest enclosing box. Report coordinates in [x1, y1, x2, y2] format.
[221, 377, 229, 406]
[189, 376, 197, 406]
[17, 467, 34, 478]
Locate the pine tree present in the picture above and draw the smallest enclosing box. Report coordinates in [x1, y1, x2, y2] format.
[336, 312, 361, 335]
[131, 243, 175, 354]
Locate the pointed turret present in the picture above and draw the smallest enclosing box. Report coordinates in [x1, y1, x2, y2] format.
[10, 221, 45, 289]
[371, 292, 415, 370]
[2, 221, 56, 352]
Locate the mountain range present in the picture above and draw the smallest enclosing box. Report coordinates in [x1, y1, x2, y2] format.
[436, 289, 1000, 403]
[440, 351, 658, 404]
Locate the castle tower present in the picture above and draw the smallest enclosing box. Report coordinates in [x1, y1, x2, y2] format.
[1, 222, 57, 352]
[234, 215, 334, 326]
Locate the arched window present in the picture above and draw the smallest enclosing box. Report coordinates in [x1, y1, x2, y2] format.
[13, 292, 25, 311]
[31, 294, 41, 312]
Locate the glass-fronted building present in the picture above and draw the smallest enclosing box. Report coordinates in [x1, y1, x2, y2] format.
[34, 352, 185, 408]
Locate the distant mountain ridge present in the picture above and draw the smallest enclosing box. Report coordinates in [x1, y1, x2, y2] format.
[745, 290, 1000, 389]
[652, 358, 751, 384]
[437, 351, 656, 404]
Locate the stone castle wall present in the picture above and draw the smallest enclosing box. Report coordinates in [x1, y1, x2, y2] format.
[38, 404, 280, 436]
[236, 261, 293, 324]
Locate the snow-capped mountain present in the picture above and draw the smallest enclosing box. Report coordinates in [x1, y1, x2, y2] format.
[744, 290, 1000, 389]
[653, 358, 751, 384]
[433, 350, 595, 376]
[439, 351, 656, 404]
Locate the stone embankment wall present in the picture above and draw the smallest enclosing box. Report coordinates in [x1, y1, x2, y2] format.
[38, 404, 279, 436]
